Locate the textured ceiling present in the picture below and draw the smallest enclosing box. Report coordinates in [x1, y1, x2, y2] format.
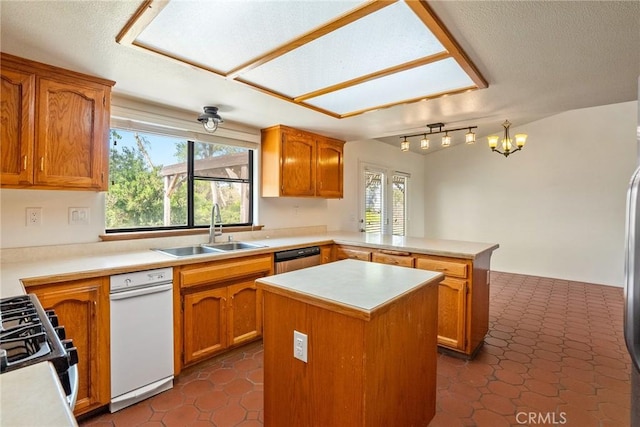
[1, 1, 638, 154]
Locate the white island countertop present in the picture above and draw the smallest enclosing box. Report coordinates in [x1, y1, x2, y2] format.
[256, 259, 444, 319]
[0, 361, 77, 427]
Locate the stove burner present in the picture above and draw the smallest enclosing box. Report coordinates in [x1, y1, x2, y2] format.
[0, 294, 78, 399]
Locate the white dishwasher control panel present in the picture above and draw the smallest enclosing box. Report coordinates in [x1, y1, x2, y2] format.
[110, 267, 173, 293]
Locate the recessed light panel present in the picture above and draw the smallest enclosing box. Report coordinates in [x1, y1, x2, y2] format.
[120, 0, 486, 118]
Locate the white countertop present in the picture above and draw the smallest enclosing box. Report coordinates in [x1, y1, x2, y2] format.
[0, 230, 496, 423]
[0, 361, 77, 427]
[0, 231, 497, 299]
[256, 259, 443, 315]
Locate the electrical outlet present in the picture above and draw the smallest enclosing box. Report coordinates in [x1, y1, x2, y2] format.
[69, 207, 90, 225]
[293, 330, 308, 363]
[26, 208, 42, 227]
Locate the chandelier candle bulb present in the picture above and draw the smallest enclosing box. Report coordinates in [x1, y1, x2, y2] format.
[515, 134, 528, 148]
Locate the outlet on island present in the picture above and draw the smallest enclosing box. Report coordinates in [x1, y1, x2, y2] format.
[293, 330, 308, 363]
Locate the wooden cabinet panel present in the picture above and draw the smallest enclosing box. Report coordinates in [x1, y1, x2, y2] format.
[436, 277, 467, 350]
[335, 245, 372, 261]
[183, 287, 227, 365]
[281, 130, 316, 196]
[320, 245, 334, 264]
[1, 68, 35, 185]
[415, 257, 468, 278]
[179, 254, 272, 289]
[316, 137, 343, 198]
[179, 254, 273, 368]
[372, 251, 414, 267]
[35, 78, 107, 189]
[27, 277, 109, 416]
[0, 52, 114, 191]
[261, 124, 344, 198]
[228, 281, 262, 346]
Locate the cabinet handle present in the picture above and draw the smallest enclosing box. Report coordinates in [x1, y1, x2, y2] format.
[23, 156, 27, 170]
[40, 157, 44, 171]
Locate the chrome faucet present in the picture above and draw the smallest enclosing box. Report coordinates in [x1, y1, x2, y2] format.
[209, 203, 223, 244]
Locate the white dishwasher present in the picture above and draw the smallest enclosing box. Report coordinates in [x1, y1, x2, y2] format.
[109, 267, 174, 413]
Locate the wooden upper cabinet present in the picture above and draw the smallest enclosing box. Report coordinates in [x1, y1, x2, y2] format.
[35, 77, 108, 189]
[1, 68, 35, 185]
[316, 136, 344, 198]
[0, 52, 114, 191]
[261, 124, 344, 198]
[280, 129, 316, 196]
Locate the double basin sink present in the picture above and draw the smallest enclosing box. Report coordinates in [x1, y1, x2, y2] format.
[154, 241, 266, 258]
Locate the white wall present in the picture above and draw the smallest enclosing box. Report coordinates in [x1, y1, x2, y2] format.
[423, 101, 638, 286]
[326, 139, 426, 237]
[0, 189, 105, 248]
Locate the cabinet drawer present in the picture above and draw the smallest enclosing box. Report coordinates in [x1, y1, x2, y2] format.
[372, 252, 414, 267]
[180, 255, 272, 288]
[415, 257, 468, 278]
[335, 246, 372, 261]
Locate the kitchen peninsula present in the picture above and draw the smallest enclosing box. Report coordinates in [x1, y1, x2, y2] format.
[256, 259, 443, 427]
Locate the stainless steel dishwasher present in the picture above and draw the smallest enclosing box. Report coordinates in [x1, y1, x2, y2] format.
[274, 246, 322, 273]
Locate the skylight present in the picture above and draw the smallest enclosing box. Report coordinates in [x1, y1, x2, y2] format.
[117, 0, 486, 118]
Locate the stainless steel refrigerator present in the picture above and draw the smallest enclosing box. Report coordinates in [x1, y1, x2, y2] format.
[624, 83, 640, 426]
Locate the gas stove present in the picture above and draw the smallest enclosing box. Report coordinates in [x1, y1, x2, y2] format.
[0, 294, 78, 407]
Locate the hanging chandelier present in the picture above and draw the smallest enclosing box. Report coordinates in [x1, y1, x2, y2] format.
[399, 122, 477, 152]
[488, 120, 527, 157]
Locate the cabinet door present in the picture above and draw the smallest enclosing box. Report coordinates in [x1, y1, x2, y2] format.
[320, 245, 334, 264]
[436, 277, 467, 350]
[281, 131, 316, 196]
[31, 278, 109, 416]
[35, 78, 107, 189]
[316, 137, 343, 198]
[1, 68, 35, 185]
[227, 280, 262, 346]
[183, 287, 227, 365]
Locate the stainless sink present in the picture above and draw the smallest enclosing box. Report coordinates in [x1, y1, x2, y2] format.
[203, 242, 267, 251]
[154, 242, 266, 257]
[153, 245, 224, 257]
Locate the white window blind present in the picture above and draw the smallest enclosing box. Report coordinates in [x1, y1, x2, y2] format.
[392, 174, 407, 236]
[364, 170, 384, 233]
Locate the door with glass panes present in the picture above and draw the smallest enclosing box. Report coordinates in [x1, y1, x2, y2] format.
[361, 165, 408, 236]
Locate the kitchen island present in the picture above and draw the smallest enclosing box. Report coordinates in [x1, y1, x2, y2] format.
[256, 259, 443, 427]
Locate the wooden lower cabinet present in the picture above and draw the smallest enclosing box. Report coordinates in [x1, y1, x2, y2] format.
[435, 277, 467, 350]
[371, 250, 414, 267]
[26, 277, 110, 416]
[415, 253, 491, 357]
[335, 245, 372, 261]
[178, 254, 271, 369]
[183, 287, 227, 365]
[320, 244, 333, 264]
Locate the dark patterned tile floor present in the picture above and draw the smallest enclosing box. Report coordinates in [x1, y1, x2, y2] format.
[80, 271, 632, 426]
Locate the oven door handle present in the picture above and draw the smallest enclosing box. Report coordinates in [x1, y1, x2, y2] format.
[110, 283, 173, 301]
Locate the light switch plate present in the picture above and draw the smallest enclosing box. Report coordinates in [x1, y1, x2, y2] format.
[69, 207, 90, 225]
[293, 330, 308, 363]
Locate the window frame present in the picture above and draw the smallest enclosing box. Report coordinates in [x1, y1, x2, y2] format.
[359, 162, 410, 236]
[106, 133, 255, 234]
